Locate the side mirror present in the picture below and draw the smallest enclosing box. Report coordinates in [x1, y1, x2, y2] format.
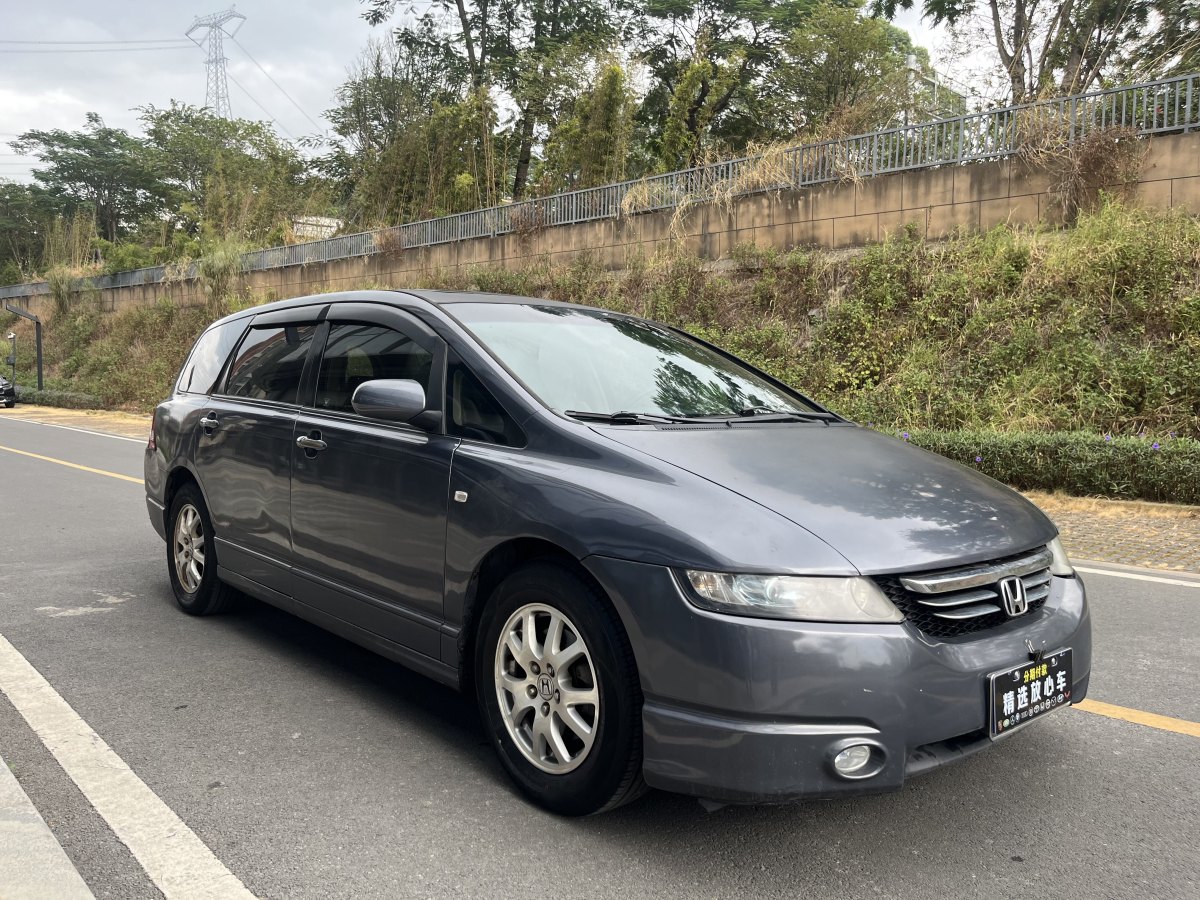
[351, 379, 428, 423]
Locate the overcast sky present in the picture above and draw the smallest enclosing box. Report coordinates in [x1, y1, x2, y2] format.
[0, 1, 948, 184]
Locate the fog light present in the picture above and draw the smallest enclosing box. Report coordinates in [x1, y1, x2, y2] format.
[833, 744, 873, 775]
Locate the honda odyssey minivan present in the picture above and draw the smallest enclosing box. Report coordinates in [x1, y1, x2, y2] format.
[145, 290, 1091, 815]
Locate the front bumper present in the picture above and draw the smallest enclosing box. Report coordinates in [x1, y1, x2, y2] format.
[584, 556, 1092, 803]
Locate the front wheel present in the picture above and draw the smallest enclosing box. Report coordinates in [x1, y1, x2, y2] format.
[166, 483, 238, 616]
[476, 562, 645, 816]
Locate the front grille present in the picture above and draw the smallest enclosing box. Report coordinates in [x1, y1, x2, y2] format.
[874, 546, 1053, 639]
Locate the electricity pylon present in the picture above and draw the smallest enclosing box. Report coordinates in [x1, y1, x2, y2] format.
[186, 7, 246, 119]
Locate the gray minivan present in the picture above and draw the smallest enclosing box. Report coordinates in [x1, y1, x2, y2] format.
[145, 290, 1091, 815]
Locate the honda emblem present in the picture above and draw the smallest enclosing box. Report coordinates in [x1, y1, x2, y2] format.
[1000, 576, 1029, 617]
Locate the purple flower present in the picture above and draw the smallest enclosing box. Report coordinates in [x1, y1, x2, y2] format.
[1152, 442, 1161, 450]
[975, 456, 983, 463]
[901, 431, 910, 441]
[1104, 434, 1112, 442]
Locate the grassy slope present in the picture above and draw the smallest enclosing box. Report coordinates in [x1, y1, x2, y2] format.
[7, 200, 1198, 437]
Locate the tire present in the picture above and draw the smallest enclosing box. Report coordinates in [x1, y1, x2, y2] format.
[476, 561, 646, 816]
[4, 400, 13, 409]
[166, 483, 238, 616]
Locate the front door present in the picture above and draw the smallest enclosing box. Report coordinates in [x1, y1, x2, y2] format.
[191, 309, 322, 595]
[289, 304, 457, 659]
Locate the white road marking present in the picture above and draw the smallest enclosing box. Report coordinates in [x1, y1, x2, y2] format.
[0, 414, 146, 443]
[35, 606, 113, 618]
[1074, 565, 1200, 589]
[0, 632, 256, 899]
[93, 591, 133, 605]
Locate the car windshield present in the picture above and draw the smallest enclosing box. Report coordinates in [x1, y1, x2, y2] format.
[452, 303, 819, 418]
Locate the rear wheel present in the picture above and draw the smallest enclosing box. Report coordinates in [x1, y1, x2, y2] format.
[476, 562, 645, 815]
[166, 483, 238, 616]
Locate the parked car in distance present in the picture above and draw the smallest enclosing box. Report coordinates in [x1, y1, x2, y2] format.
[0, 375, 15, 408]
[145, 290, 1091, 815]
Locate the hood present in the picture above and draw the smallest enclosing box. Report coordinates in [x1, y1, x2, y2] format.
[596, 423, 1055, 575]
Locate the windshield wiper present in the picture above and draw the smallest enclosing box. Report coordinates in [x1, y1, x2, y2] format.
[718, 407, 839, 423]
[564, 410, 700, 425]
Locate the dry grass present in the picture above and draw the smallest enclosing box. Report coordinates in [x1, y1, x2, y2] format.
[0, 404, 151, 439]
[1015, 114, 1147, 219]
[619, 141, 797, 242]
[1024, 490, 1200, 520]
[509, 203, 546, 241]
[374, 227, 408, 254]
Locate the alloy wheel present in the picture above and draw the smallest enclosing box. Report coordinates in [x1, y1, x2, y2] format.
[494, 602, 599, 774]
[173, 503, 206, 593]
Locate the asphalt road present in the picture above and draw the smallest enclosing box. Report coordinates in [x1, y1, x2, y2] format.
[0, 414, 1197, 900]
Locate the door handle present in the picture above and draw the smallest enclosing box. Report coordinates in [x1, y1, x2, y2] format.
[199, 414, 220, 430]
[296, 435, 328, 452]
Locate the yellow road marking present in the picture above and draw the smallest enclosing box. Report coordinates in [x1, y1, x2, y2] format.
[0, 443, 141, 484]
[1073, 699, 1200, 738]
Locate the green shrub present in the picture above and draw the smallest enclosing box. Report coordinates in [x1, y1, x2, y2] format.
[15, 387, 105, 409]
[903, 429, 1200, 504]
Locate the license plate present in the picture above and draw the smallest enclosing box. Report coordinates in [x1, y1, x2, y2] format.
[988, 648, 1073, 738]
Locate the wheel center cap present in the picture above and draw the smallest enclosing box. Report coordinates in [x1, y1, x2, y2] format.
[537, 673, 554, 700]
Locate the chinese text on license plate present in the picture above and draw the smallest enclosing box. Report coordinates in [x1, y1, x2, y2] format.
[989, 648, 1073, 738]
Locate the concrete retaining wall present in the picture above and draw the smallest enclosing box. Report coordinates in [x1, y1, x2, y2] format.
[17, 131, 1200, 319]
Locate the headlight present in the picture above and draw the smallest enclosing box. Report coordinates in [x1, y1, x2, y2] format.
[1047, 536, 1075, 577]
[679, 571, 904, 623]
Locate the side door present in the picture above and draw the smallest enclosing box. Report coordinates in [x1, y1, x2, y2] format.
[191, 306, 323, 595]
[289, 304, 457, 659]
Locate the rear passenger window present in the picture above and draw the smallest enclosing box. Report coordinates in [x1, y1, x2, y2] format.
[314, 323, 433, 414]
[223, 325, 316, 404]
[178, 321, 243, 395]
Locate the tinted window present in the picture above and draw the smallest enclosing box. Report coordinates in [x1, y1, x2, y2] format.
[452, 303, 817, 418]
[314, 323, 433, 414]
[178, 321, 243, 395]
[447, 360, 523, 446]
[223, 325, 315, 404]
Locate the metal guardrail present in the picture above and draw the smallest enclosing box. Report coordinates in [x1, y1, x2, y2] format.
[3, 73, 1198, 302]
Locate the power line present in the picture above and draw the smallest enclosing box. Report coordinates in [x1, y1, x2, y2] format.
[229, 35, 325, 133]
[0, 46, 192, 54]
[227, 73, 298, 141]
[0, 39, 193, 45]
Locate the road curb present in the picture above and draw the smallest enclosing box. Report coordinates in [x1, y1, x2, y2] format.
[0, 752, 94, 900]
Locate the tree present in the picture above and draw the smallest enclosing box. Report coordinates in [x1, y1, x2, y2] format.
[321, 40, 500, 226]
[0, 180, 55, 283]
[656, 40, 748, 168]
[1115, 0, 1200, 79]
[360, 0, 618, 199]
[139, 102, 312, 242]
[761, 3, 933, 138]
[11, 114, 164, 243]
[872, 0, 1198, 102]
[634, 0, 834, 165]
[537, 61, 637, 191]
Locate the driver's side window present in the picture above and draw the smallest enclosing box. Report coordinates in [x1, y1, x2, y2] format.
[314, 322, 433, 414]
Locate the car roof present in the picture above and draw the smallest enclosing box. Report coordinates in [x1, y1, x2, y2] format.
[216, 289, 585, 324]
